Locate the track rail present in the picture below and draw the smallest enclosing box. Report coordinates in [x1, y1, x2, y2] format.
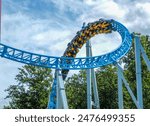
[0, 20, 132, 70]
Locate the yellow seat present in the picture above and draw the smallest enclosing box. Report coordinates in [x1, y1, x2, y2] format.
[78, 37, 82, 41]
[78, 44, 82, 48]
[71, 47, 75, 51]
[85, 30, 89, 34]
[101, 22, 109, 28]
[73, 41, 78, 46]
[104, 29, 111, 33]
[81, 32, 85, 37]
[67, 52, 71, 56]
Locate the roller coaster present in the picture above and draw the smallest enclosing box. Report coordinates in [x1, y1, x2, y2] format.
[0, 18, 150, 109]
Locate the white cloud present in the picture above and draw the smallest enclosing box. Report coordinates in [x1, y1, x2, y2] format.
[136, 2, 150, 16]
[74, 0, 128, 28]
[31, 30, 71, 46]
[50, 0, 85, 14]
[83, 0, 98, 5]
[2, 12, 74, 55]
[93, 0, 126, 18]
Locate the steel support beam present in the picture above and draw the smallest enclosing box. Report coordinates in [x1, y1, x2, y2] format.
[56, 71, 62, 109]
[86, 40, 100, 109]
[86, 41, 92, 109]
[117, 64, 123, 109]
[117, 64, 140, 108]
[56, 70, 68, 109]
[139, 42, 150, 71]
[90, 47, 100, 109]
[91, 69, 100, 108]
[47, 76, 57, 109]
[134, 36, 143, 109]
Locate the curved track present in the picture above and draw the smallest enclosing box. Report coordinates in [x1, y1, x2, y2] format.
[0, 19, 132, 70]
[0, 19, 132, 109]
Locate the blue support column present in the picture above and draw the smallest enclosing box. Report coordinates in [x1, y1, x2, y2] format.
[47, 72, 57, 109]
[139, 42, 150, 71]
[56, 69, 68, 109]
[56, 70, 62, 109]
[90, 47, 100, 109]
[117, 64, 123, 109]
[86, 40, 92, 109]
[117, 63, 140, 108]
[134, 35, 143, 109]
[91, 69, 100, 108]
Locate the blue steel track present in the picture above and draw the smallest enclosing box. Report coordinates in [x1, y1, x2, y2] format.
[0, 20, 132, 70]
[0, 19, 132, 109]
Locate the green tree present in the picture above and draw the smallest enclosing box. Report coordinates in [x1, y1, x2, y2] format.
[65, 66, 118, 109]
[5, 65, 53, 109]
[65, 70, 87, 109]
[96, 65, 118, 109]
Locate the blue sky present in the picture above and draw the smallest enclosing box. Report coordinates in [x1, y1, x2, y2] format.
[0, 0, 150, 107]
